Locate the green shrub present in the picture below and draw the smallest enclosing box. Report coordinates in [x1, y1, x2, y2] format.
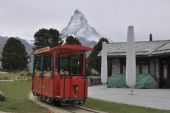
[3, 76, 9, 80]
[19, 73, 26, 77]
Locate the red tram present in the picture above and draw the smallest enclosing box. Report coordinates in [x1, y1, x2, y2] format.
[32, 45, 92, 104]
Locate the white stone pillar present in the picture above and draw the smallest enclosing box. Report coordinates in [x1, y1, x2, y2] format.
[101, 42, 108, 84]
[126, 26, 136, 94]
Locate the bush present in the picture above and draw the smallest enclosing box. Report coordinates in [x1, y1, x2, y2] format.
[26, 72, 32, 80]
[3, 76, 9, 80]
[19, 72, 26, 77]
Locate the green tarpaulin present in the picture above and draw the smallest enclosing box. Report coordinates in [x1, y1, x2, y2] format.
[107, 74, 126, 88]
[107, 74, 157, 89]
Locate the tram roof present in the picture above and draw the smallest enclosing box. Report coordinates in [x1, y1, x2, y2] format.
[34, 45, 92, 55]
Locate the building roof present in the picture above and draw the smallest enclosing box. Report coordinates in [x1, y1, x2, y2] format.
[98, 40, 170, 57]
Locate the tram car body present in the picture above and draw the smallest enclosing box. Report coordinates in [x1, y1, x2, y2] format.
[32, 45, 92, 104]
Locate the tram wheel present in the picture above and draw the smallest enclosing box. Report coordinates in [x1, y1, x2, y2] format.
[33, 92, 36, 96]
[46, 97, 53, 104]
[54, 101, 62, 106]
[82, 99, 86, 104]
[37, 95, 42, 101]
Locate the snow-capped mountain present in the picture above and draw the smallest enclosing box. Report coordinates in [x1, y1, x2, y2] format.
[27, 40, 34, 46]
[61, 9, 101, 47]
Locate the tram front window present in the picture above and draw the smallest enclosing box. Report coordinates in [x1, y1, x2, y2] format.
[71, 54, 82, 75]
[59, 56, 69, 75]
[57, 54, 83, 76]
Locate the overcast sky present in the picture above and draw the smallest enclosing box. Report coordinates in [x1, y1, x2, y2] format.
[0, 0, 170, 42]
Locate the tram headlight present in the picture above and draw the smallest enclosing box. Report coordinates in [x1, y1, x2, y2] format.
[74, 85, 79, 93]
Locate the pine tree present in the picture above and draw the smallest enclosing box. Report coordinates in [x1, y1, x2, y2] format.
[65, 36, 81, 45]
[2, 38, 28, 71]
[34, 28, 63, 50]
[87, 37, 109, 73]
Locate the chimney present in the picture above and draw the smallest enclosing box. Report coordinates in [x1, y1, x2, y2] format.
[149, 34, 153, 41]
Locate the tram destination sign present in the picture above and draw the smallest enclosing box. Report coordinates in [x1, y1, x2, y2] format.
[34, 47, 50, 55]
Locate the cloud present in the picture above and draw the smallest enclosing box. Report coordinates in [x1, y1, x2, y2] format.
[0, 0, 170, 41]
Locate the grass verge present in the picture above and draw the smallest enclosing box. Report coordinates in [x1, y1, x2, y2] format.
[85, 98, 170, 113]
[0, 71, 31, 80]
[0, 81, 47, 113]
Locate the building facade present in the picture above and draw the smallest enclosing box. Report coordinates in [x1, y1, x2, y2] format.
[99, 40, 170, 88]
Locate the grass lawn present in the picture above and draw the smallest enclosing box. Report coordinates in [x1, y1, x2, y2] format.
[0, 73, 170, 113]
[0, 81, 47, 113]
[85, 98, 170, 113]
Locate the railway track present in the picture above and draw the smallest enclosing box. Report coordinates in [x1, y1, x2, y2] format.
[29, 92, 106, 113]
[60, 105, 106, 113]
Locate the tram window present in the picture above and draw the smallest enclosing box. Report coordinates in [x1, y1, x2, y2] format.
[56, 54, 83, 76]
[55, 56, 59, 75]
[71, 54, 82, 75]
[43, 56, 52, 75]
[59, 56, 69, 75]
[34, 56, 41, 74]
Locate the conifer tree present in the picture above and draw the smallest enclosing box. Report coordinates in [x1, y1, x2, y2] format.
[87, 37, 109, 73]
[2, 38, 28, 71]
[34, 28, 63, 50]
[65, 36, 81, 45]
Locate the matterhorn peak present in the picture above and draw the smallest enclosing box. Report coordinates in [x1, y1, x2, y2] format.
[74, 9, 83, 16]
[62, 9, 88, 34]
[61, 9, 101, 47]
